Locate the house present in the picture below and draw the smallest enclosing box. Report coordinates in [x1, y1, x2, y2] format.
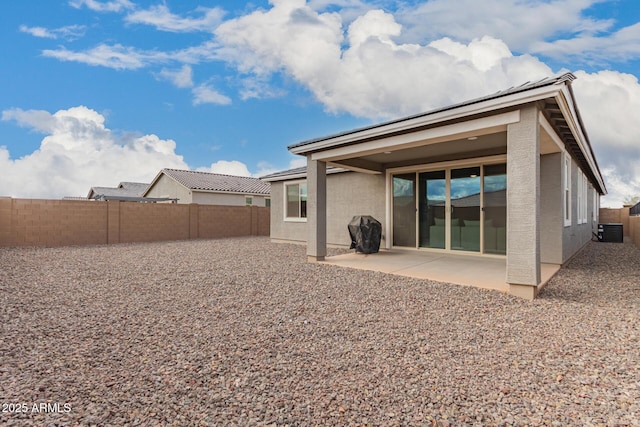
[144, 168, 271, 206]
[87, 182, 151, 201]
[262, 73, 606, 299]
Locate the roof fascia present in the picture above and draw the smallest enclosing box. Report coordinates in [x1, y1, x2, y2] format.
[310, 110, 519, 163]
[260, 167, 349, 182]
[142, 169, 170, 197]
[190, 188, 270, 196]
[290, 84, 565, 156]
[554, 86, 607, 194]
[539, 111, 565, 152]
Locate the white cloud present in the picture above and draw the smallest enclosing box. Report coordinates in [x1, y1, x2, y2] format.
[68, 0, 134, 13]
[201, 160, 252, 177]
[42, 43, 166, 70]
[192, 85, 232, 106]
[125, 4, 225, 32]
[394, 0, 614, 54]
[157, 65, 194, 88]
[20, 25, 56, 39]
[20, 24, 86, 40]
[572, 70, 640, 207]
[0, 106, 187, 198]
[215, 4, 552, 118]
[531, 22, 640, 63]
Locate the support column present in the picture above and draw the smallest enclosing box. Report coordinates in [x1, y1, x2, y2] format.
[507, 104, 541, 299]
[307, 157, 327, 262]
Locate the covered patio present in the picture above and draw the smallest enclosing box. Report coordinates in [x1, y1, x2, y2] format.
[321, 249, 561, 297]
[277, 73, 606, 300]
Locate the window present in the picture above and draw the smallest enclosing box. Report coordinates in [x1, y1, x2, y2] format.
[265, 198, 271, 208]
[577, 171, 583, 224]
[581, 174, 588, 224]
[564, 154, 571, 227]
[245, 197, 253, 206]
[285, 181, 307, 220]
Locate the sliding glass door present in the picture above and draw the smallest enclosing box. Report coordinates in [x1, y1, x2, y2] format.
[450, 167, 481, 252]
[393, 174, 416, 247]
[418, 171, 446, 249]
[483, 164, 507, 254]
[392, 162, 506, 254]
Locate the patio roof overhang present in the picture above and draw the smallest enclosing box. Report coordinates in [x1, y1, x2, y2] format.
[288, 73, 606, 195]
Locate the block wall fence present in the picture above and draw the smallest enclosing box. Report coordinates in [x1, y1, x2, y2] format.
[599, 206, 640, 249]
[0, 197, 269, 248]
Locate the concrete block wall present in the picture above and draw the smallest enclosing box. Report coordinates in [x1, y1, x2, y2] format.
[198, 205, 269, 238]
[119, 202, 191, 243]
[1, 198, 108, 247]
[599, 206, 640, 248]
[599, 207, 631, 236]
[0, 197, 269, 248]
[630, 216, 640, 248]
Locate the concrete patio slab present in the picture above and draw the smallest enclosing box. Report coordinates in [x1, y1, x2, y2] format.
[321, 249, 560, 293]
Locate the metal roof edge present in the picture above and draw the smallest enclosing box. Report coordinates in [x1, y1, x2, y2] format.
[260, 167, 349, 182]
[289, 73, 575, 154]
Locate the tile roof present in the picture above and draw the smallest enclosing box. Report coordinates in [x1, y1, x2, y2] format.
[162, 168, 271, 195]
[88, 182, 149, 199]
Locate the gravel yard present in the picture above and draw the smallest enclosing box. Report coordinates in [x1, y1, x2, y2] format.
[1, 237, 639, 426]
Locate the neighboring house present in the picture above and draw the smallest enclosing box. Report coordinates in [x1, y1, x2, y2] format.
[262, 73, 606, 299]
[87, 182, 152, 201]
[144, 168, 271, 206]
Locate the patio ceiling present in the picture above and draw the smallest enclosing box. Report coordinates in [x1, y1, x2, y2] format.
[325, 125, 564, 173]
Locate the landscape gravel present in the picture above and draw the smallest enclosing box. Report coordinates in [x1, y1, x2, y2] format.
[1, 237, 639, 426]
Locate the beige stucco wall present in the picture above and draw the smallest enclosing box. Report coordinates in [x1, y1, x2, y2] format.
[145, 174, 192, 203]
[191, 191, 268, 206]
[540, 153, 563, 264]
[270, 171, 386, 247]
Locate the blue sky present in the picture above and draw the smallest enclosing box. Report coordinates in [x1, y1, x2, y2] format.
[1, 0, 639, 207]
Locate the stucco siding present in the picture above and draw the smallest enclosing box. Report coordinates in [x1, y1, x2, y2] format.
[326, 172, 386, 247]
[145, 175, 192, 203]
[540, 153, 563, 264]
[562, 158, 596, 263]
[269, 182, 307, 243]
[192, 191, 246, 206]
[270, 172, 386, 247]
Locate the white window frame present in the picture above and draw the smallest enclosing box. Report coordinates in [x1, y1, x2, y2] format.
[581, 174, 588, 224]
[577, 170, 588, 225]
[284, 180, 307, 222]
[564, 153, 572, 227]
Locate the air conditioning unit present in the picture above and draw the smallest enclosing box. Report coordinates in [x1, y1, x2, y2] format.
[597, 223, 623, 243]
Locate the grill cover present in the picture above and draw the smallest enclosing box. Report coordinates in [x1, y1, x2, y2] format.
[348, 215, 382, 254]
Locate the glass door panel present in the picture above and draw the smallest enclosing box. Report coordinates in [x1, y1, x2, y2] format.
[483, 164, 507, 254]
[419, 170, 446, 249]
[393, 174, 416, 247]
[451, 167, 481, 252]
